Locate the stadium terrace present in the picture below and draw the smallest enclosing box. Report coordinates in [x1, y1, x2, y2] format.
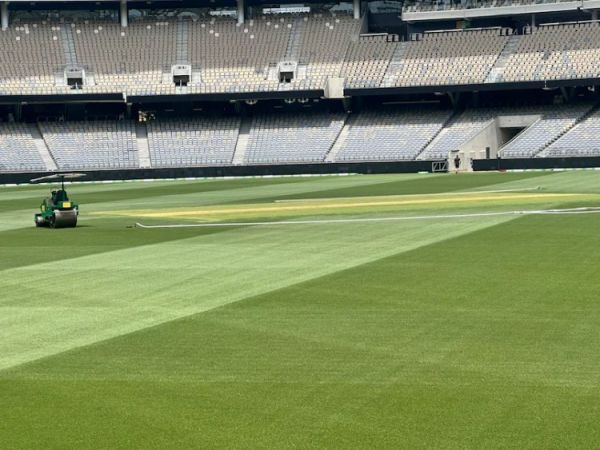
[0, 0, 599, 178]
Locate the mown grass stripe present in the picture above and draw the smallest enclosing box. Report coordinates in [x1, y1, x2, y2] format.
[2, 213, 599, 449]
[0, 213, 515, 372]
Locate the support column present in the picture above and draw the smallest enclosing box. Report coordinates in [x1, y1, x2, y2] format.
[234, 100, 243, 115]
[14, 104, 22, 122]
[1, 2, 9, 31]
[531, 13, 536, 27]
[342, 96, 353, 113]
[592, 10, 598, 21]
[353, 0, 360, 20]
[120, 0, 128, 28]
[237, 0, 244, 25]
[448, 92, 462, 108]
[560, 86, 573, 103]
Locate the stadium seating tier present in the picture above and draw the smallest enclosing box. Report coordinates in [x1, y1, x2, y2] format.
[2, 16, 600, 95]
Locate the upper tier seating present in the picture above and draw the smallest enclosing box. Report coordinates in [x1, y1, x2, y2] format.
[188, 16, 290, 93]
[73, 20, 177, 94]
[503, 22, 600, 82]
[0, 123, 47, 172]
[0, 23, 66, 95]
[147, 116, 241, 167]
[244, 111, 346, 164]
[403, 0, 569, 13]
[341, 35, 397, 89]
[0, 13, 360, 95]
[295, 14, 361, 89]
[1, 16, 599, 95]
[39, 120, 139, 170]
[334, 107, 452, 161]
[382, 29, 509, 87]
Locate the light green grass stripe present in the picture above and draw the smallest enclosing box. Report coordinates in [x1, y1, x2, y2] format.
[0, 179, 193, 199]
[460, 171, 600, 194]
[0, 209, 34, 232]
[0, 213, 514, 371]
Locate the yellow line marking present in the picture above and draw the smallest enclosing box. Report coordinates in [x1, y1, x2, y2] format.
[273, 187, 543, 203]
[96, 192, 588, 219]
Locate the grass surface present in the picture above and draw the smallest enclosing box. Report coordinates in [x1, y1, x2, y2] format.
[1, 172, 599, 449]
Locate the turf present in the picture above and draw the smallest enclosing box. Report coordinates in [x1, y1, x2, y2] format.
[1, 171, 599, 449]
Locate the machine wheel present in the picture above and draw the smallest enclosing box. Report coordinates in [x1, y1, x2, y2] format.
[51, 210, 78, 228]
[34, 215, 46, 227]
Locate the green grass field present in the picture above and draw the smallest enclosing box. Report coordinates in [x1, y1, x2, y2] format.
[1, 171, 599, 449]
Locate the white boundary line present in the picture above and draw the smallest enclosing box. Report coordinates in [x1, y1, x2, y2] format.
[134, 207, 600, 229]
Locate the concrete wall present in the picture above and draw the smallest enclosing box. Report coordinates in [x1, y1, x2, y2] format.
[451, 119, 499, 171]
[496, 114, 539, 129]
[0, 160, 442, 185]
[453, 114, 539, 171]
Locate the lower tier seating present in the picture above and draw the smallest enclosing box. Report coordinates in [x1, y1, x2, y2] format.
[0, 123, 47, 172]
[334, 107, 452, 162]
[38, 121, 139, 170]
[244, 111, 346, 164]
[147, 117, 240, 167]
[2, 103, 599, 174]
[540, 108, 600, 158]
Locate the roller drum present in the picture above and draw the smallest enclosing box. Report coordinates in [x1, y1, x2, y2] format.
[52, 209, 78, 228]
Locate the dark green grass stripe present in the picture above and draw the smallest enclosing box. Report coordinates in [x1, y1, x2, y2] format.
[2, 213, 599, 448]
[254, 172, 551, 203]
[0, 379, 597, 449]
[0, 177, 311, 213]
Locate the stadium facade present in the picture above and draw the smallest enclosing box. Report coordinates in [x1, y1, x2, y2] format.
[0, 0, 599, 181]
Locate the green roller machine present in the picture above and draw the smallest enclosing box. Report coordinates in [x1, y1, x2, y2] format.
[31, 173, 85, 228]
